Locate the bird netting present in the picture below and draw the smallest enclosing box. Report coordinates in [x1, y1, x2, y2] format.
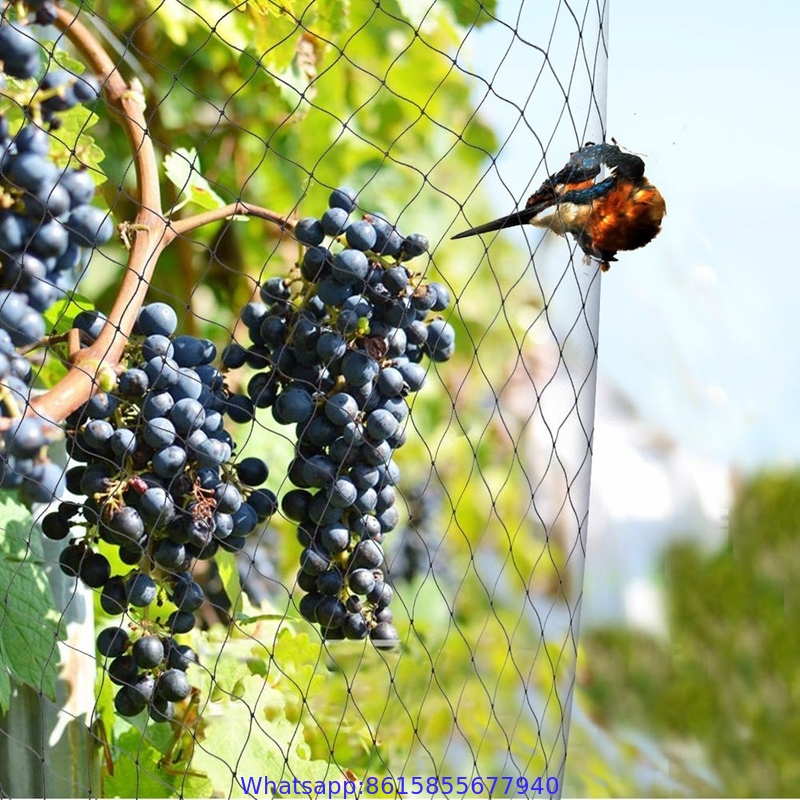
[0, 0, 613, 796]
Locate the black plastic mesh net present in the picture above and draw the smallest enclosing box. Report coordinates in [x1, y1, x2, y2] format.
[0, 1, 611, 796]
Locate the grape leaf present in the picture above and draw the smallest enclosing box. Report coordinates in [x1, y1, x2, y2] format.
[105, 725, 213, 797]
[163, 148, 225, 211]
[215, 549, 244, 618]
[43, 292, 96, 337]
[191, 673, 343, 797]
[37, 292, 97, 388]
[0, 498, 60, 713]
[34, 48, 107, 178]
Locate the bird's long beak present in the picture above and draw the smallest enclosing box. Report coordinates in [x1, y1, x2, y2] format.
[451, 211, 529, 240]
[451, 197, 551, 240]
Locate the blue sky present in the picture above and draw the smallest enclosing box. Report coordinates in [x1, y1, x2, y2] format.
[469, 0, 800, 470]
[602, 0, 800, 469]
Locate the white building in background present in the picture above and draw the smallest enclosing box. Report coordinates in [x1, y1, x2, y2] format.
[582, 378, 733, 633]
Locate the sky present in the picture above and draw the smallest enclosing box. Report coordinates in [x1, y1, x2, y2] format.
[466, 0, 800, 472]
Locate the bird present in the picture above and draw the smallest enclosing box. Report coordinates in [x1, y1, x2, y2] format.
[451, 141, 666, 271]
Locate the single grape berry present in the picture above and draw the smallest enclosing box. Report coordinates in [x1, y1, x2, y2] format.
[170, 576, 204, 612]
[108, 655, 138, 686]
[131, 636, 165, 670]
[114, 685, 147, 717]
[125, 572, 157, 607]
[97, 626, 129, 658]
[166, 640, 198, 671]
[136, 302, 178, 337]
[156, 668, 191, 702]
[100, 577, 128, 615]
[328, 186, 357, 213]
[79, 552, 111, 588]
[149, 697, 174, 723]
[294, 217, 325, 246]
[166, 610, 196, 634]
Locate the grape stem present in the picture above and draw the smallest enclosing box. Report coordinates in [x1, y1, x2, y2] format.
[13, 9, 295, 429]
[23, 6, 164, 426]
[163, 202, 295, 245]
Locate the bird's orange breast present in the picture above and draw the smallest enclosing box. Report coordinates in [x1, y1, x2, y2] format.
[588, 180, 666, 254]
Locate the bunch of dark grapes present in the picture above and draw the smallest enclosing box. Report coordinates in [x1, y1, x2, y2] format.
[230, 187, 455, 646]
[0, 14, 108, 343]
[42, 302, 275, 722]
[0, 10, 95, 88]
[0, 327, 64, 502]
[0, 14, 111, 507]
[0, 115, 113, 345]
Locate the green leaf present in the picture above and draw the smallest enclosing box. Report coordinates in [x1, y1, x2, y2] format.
[94, 667, 116, 757]
[105, 725, 213, 797]
[0, 499, 60, 712]
[441, 0, 498, 26]
[43, 292, 96, 337]
[163, 147, 225, 211]
[215, 549, 243, 618]
[192, 674, 342, 796]
[34, 48, 106, 178]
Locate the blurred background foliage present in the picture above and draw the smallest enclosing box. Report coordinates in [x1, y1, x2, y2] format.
[578, 470, 800, 796]
[35, 0, 793, 795]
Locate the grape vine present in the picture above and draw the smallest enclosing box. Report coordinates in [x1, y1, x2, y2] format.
[0, 1, 456, 730]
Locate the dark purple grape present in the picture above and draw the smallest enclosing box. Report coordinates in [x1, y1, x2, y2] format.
[136, 302, 178, 337]
[370, 622, 399, 646]
[166, 610, 195, 634]
[342, 613, 369, 639]
[132, 636, 164, 669]
[316, 569, 344, 596]
[235, 457, 268, 486]
[328, 186, 357, 213]
[114, 685, 146, 717]
[60, 169, 95, 206]
[315, 596, 346, 629]
[248, 488, 277, 521]
[401, 232, 429, 259]
[152, 539, 186, 570]
[347, 568, 376, 595]
[79, 552, 111, 588]
[272, 386, 313, 425]
[331, 248, 369, 285]
[100, 577, 127, 615]
[321, 207, 349, 237]
[149, 697, 174, 723]
[66, 205, 114, 247]
[152, 444, 187, 478]
[156, 668, 191, 702]
[108, 655, 138, 686]
[42, 511, 70, 540]
[97, 626, 129, 658]
[165, 640, 198, 671]
[170, 576, 204, 612]
[213, 483, 241, 514]
[58, 543, 84, 577]
[294, 217, 325, 246]
[105, 506, 145, 545]
[0, 22, 41, 79]
[125, 572, 157, 607]
[345, 220, 377, 251]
